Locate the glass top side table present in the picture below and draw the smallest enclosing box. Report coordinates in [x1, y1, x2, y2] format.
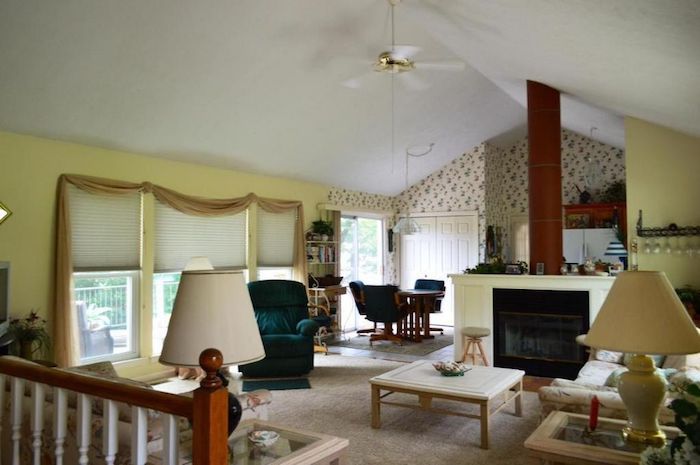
[525, 411, 679, 465]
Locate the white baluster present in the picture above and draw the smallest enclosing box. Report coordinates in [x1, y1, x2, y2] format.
[102, 400, 118, 465]
[0, 374, 6, 458]
[131, 406, 148, 465]
[162, 414, 179, 465]
[76, 393, 92, 465]
[11, 377, 25, 465]
[30, 383, 45, 465]
[53, 388, 67, 465]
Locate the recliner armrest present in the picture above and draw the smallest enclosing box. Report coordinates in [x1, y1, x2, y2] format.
[296, 319, 320, 337]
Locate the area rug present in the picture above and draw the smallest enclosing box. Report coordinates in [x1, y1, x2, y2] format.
[266, 354, 540, 465]
[329, 328, 453, 356]
[242, 378, 310, 391]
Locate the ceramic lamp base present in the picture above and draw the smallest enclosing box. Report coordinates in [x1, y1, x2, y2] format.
[617, 354, 667, 447]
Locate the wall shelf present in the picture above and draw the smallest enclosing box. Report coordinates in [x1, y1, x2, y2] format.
[636, 210, 700, 237]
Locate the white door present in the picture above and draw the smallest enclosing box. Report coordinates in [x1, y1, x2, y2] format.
[400, 213, 478, 326]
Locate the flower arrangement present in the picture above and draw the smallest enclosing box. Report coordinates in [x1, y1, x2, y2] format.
[641, 379, 700, 465]
[7, 310, 51, 360]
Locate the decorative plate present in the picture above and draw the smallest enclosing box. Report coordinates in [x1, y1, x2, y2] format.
[248, 430, 279, 447]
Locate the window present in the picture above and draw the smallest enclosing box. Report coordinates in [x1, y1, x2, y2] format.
[510, 215, 530, 265]
[152, 202, 247, 354]
[69, 186, 142, 362]
[256, 208, 295, 280]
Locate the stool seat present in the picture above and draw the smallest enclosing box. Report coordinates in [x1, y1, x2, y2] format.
[460, 326, 490, 366]
[461, 327, 490, 338]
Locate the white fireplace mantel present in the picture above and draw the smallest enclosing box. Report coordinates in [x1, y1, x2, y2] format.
[448, 274, 616, 364]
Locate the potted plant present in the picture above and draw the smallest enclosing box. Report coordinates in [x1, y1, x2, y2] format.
[311, 220, 334, 241]
[8, 310, 51, 360]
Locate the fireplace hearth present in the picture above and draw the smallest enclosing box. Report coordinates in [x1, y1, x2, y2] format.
[493, 288, 589, 378]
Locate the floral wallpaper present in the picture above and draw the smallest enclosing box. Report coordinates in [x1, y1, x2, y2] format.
[327, 129, 625, 276]
[485, 128, 625, 260]
[326, 188, 395, 212]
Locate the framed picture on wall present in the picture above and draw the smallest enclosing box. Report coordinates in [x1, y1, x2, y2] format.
[565, 213, 591, 229]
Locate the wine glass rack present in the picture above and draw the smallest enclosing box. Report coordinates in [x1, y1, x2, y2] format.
[636, 210, 700, 237]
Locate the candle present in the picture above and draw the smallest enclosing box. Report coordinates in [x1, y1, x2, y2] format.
[589, 395, 600, 431]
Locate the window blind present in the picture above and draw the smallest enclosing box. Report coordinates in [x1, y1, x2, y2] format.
[154, 202, 246, 272]
[257, 208, 296, 267]
[69, 185, 142, 271]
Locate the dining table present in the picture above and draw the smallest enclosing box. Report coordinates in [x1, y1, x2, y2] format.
[396, 288, 445, 342]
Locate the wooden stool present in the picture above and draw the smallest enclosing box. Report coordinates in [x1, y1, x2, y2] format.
[460, 327, 490, 366]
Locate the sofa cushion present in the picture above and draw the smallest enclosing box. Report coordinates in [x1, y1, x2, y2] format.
[575, 359, 623, 386]
[594, 349, 624, 364]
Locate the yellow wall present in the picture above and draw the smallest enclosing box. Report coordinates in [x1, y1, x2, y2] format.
[0, 131, 330, 377]
[625, 118, 700, 288]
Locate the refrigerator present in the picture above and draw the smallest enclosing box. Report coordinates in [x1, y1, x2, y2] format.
[562, 228, 617, 264]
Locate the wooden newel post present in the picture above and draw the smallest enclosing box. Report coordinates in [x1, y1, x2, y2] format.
[192, 348, 229, 465]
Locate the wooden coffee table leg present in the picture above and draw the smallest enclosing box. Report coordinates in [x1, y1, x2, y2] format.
[480, 402, 490, 449]
[371, 384, 381, 428]
[515, 380, 523, 417]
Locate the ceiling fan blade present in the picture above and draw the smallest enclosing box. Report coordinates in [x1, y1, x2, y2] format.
[415, 60, 466, 71]
[341, 71, 376, 89]
[398, 72, 430, 91]
[389, 44, 422, 58]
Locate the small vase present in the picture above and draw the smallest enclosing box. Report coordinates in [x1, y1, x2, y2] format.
[19, 340, 35, 360]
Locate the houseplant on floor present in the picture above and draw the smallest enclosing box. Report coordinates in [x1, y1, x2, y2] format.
[8, 309, 51, 360]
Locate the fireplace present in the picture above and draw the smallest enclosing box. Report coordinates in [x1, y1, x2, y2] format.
[493, 288, 589, 378]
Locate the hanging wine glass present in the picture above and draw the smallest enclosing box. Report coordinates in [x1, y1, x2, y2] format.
[652, 237, 662, 254]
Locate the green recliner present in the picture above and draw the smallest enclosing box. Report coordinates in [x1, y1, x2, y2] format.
[239, 280, 319, 378]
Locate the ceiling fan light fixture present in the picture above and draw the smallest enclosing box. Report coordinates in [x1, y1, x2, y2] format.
[374, 52, 415, 73]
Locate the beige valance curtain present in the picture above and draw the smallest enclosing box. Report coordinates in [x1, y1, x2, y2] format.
[54, 174, 307, 367]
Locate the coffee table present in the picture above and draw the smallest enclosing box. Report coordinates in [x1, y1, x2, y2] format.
[152, 419, 348, 465]
[369, 360, 524, 449]
[525, 411, 680, 465]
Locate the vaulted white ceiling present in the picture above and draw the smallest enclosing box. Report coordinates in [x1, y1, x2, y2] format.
[0, 1, 698, 195]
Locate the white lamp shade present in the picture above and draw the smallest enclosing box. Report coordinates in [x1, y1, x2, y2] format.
[159, 270, 265, 367]
[584, 271, 700, 355]
[604, 240, 627, 257]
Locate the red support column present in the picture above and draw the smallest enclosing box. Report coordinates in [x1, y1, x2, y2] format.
[527, 81, 562, 275]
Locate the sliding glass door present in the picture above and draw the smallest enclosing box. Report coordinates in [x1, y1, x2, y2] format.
[340, 215, 384, 330]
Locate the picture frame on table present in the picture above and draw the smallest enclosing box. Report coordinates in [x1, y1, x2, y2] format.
[536, 263, 545, 275]
[505, 264, 523, 275]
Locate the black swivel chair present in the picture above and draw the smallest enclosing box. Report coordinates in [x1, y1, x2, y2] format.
[362, 285, 407, 345]
[414, 279, 446, 335]
[349, 280, 376, 334]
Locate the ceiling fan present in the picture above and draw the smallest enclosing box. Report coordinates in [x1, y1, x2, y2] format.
[342, 0, 465, 91]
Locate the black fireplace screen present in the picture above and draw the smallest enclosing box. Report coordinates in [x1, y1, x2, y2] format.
[493, 288, 589, 378]
[498, 312, 583, 363]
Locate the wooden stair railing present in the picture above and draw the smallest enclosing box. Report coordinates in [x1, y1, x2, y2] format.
[0, 350, 229, 465]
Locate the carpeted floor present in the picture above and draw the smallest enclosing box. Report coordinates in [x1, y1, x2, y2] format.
[329, 327, 454, 356]
[265, 354, 540, 465]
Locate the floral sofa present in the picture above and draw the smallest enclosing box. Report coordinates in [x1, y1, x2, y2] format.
[538, 348, 700, 424]
[1, 357, 271, 465]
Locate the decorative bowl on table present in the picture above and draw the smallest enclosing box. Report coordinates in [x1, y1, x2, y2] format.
[248, 430, 279, 447]
[432, 361, 471, 376]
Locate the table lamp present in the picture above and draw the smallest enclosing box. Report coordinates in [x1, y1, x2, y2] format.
[159, 269, 265, 434]
[584, 271, 700, 445]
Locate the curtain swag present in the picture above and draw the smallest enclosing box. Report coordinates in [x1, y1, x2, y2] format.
[54, 174, 307, 367]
